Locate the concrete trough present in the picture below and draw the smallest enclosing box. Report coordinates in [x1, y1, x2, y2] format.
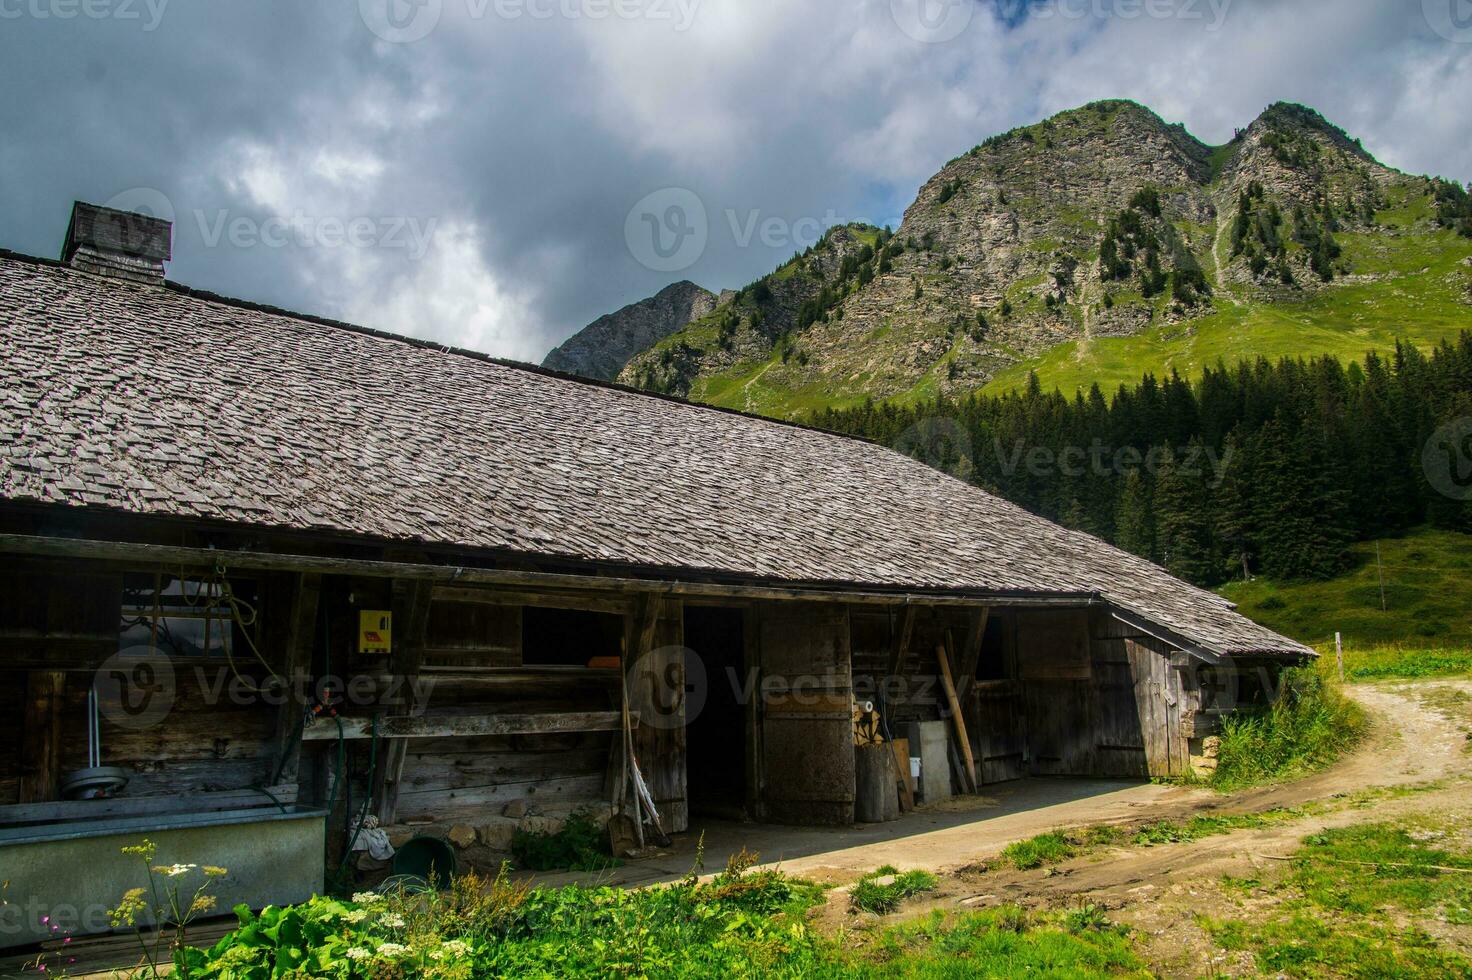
[0, 806, 325, 950]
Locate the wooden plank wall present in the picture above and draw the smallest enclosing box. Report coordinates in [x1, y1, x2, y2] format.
[757, 601, 855, 825]
[1090, 614, 1189, 778]
[1016, 609, 1096, 775]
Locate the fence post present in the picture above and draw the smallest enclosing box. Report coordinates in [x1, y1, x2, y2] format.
[1335, 632, 1344, 683]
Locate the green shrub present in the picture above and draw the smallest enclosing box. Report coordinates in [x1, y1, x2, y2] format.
[849, 865, 938, 914]
[511, 810, 619, 872]
[1211, 665, 1366, 791]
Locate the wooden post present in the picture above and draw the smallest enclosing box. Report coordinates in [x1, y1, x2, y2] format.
[20, 671, 66, 804]
[374, 579, 433, 825]
[1335, 632, 1344, 683]
[935, 644, 977, 794]
[271, 572, 320, 787]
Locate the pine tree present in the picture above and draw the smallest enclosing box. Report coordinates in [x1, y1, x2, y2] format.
[1153, 440, 1219, 584]
[1114, 468, 1155, 561]
[1213, 431, 1255, 580]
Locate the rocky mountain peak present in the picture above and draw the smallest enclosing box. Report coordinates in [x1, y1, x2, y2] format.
[543, 280, 716, 381]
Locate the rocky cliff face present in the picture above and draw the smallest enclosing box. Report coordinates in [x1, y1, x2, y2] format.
[543, 280, 716, 381]
[610, 101, 1468, 417]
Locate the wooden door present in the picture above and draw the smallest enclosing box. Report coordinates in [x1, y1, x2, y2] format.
[757, 602, 855, 825]
[969, 680, 1027, 783]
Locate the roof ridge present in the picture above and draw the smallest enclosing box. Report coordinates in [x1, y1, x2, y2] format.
[0, 246, 879, 450]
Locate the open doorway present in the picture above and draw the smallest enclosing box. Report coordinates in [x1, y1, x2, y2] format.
[683, 605, 747, 819]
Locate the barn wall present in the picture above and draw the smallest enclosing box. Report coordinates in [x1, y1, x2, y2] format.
[0, 561, 297, 807]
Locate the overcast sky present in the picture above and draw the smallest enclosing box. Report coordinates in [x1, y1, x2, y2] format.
[1, 0, 1468, 362]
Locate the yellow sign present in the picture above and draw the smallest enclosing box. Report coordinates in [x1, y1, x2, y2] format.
[359, 610, 392, 654]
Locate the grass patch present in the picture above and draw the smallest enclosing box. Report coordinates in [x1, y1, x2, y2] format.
[1203, 819, 1472, 977]
[1000, 830, 1077, 870]
[1211, 665, 1368, 792]
[863, 905, 1151, 979]
[1345, 647, 1472, 680]
[850, 865, 938, 914]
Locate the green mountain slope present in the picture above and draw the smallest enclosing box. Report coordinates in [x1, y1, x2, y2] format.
[618, 101, 1472, 417]
[1220, 527, 1472, 654]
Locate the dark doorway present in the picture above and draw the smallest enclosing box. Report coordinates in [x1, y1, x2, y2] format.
[683, 605, 747, 818]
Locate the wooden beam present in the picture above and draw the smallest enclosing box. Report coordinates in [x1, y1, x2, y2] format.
[303, 711, 633, 741]
[885, 604, 917, 677]
[0, 533, 1103, 610]
[0, 784, 299, 825]
[432, 585, 633, 615]
[935, 643, 977, 794]
[19, 671, 65, 804]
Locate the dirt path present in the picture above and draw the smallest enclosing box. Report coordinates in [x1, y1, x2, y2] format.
[819, 679, 1472, 974]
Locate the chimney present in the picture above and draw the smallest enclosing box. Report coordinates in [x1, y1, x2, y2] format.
[62, 200, 172, 285]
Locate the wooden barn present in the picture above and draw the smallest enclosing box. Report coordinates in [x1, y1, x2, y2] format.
[0, 204, 1310, 945]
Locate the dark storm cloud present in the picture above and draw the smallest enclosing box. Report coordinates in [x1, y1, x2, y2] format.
[0, 0, 1467, 361]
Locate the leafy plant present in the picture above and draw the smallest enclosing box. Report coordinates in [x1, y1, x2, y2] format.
[1212, 665, 1366, 791]
[511, 810, 620, 872]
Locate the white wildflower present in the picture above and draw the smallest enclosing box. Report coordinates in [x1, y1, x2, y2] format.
[345, 947, 372, 961]
[432, 939, 471, 960]
[379, 913, 406, 928]
[351, 891, 384, 904]
[376, 942, 410, 959]
[342, 909, 369, 924]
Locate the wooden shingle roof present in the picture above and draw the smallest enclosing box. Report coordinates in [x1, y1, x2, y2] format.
[0, 252, 1311, 658]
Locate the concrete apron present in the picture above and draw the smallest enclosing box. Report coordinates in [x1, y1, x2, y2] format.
[522, 776, 1194, 890]
[0, 808, 325, 950]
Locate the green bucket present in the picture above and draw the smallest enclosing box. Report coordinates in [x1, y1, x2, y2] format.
[391, 835, 457, 889]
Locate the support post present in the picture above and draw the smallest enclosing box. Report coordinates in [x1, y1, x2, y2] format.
[935, 642, 977, 793]
[374, 579, 432, 825]
[19, 671, 65, 804]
